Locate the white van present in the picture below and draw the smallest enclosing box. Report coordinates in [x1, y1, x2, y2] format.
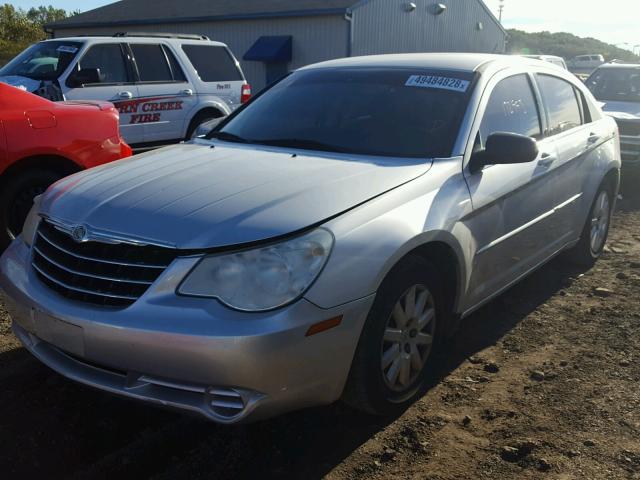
[520, 55, 568, 70]
[0, 33, 251, 147]
[567, 54, 605, 72]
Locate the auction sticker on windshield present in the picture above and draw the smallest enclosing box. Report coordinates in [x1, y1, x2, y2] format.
[405, 75, 470, 92]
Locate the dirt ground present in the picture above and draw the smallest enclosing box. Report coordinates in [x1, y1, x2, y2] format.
[1, 189, 639, 480]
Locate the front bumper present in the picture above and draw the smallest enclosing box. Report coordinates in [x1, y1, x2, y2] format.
[620, 135, 640, 172]
[0, 239, 374, 423]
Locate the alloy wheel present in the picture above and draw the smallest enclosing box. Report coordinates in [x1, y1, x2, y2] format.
[590, 190, 610, 254]
[380, 284, 436, 392]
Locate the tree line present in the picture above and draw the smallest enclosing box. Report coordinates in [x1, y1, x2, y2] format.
[507, 29, 640, 63]
[0, 4, 76, 65]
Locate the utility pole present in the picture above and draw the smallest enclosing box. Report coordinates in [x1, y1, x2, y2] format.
[498, 0, 505, 24]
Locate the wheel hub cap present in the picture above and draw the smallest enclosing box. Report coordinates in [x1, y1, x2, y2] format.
[381, 284, 436, 392]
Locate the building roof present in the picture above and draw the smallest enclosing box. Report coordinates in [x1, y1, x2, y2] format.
[47, 0, 505, 35]
[46, 0, 360, 29]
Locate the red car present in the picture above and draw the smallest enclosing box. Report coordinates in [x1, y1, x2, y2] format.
[0, 83, 132, 249]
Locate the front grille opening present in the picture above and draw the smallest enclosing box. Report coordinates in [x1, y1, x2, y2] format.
[207, 387, 245, 418]
[32, 220, 178, 308]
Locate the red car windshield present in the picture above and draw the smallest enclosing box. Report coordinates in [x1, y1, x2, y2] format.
[0, 41, 82, 81]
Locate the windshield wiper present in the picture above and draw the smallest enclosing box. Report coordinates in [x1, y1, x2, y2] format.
[254, 138, 354, 153]
[207, 131, 250, 143]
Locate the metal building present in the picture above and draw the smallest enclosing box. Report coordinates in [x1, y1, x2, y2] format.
[47, 0, 506, 91]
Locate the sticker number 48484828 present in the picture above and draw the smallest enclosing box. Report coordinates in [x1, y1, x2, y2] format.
[405, 75, 470, 93]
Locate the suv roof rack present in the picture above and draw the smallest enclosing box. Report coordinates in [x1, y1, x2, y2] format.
[113, 32, 210, 41]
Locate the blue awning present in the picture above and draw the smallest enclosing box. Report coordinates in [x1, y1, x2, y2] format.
[244, 35, 292, 62]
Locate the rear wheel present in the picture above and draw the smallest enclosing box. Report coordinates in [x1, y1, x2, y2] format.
[0, 170, 62, 250]
[186, 110, 223, 140]
[343, 256, 445, 415]
[567, 184, 613, 266]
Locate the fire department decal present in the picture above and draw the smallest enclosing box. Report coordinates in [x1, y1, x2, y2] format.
[113, 96, 185, 124]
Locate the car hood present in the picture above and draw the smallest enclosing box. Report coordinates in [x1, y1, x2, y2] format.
[40, 142, 431, 250]
[0, 75, 40, 92]
[599, 100, 640, 120]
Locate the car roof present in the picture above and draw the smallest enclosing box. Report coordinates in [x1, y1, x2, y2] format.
[300, 53, 563, 74]
[43, 36, 228, 47]
[595, 62, 640, 69]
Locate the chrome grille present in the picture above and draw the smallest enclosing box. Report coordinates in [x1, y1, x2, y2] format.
[32, 220, 177, 308]
[616, 119, 640, 137]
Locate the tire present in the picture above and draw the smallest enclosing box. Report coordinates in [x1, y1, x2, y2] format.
[567, 183, 614, 266]
[343, 255, 446, 415]
[0, 170, 62, 251]
[185, 111, 222, 140]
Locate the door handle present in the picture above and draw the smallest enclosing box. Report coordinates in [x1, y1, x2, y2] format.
[118, 91, 133, 99]
[180, 89, 193, 96]
[587, 133, 600, 144]
[538, 152, 556, 166]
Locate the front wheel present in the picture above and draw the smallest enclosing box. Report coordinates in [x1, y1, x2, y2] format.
[567, 185, 613, 266]
[0, 170, 62, 251]
[343, 256, 445, 415]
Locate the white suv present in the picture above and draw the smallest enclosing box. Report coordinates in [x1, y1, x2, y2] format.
[0, 33, 251, 147]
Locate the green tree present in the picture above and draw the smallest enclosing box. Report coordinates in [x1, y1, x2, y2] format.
[0, 3, 76, 65]
[507, 29, 640, 63]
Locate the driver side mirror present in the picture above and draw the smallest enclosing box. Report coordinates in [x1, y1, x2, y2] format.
[67, 68, 101, 87]
[469, 132, 539, 174]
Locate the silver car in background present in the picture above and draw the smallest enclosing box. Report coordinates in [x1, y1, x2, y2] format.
[586, 63, 640, 174]
[0, 54, 620, 424]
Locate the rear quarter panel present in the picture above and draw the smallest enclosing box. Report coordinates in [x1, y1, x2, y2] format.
[3, 103, 124, 171]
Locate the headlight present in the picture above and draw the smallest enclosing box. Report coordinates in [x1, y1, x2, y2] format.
[178, 228, 334, 311]
[22, 195, 42, 247]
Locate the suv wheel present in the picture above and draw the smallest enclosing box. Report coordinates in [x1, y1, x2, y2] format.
[186, 111, 222, 140]
[343, 255, 444, 415]
[0, 170, 62, 250]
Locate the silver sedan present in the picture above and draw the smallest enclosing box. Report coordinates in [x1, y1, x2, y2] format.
[0, 54, 620, 423]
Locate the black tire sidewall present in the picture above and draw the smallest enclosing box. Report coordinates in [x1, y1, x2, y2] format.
[186, 112, 218, 140]
[0, 170, 61, 250]
[356, 256, 445, 415]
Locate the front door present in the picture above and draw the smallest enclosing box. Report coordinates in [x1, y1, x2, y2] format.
[63, 42, 143, 145]
[462, 72, 558, 311]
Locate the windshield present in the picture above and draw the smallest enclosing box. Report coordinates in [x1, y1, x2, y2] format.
[586, 68, 640, 103]
[211, 68, 475, 158]
[0, 41, 82, 81]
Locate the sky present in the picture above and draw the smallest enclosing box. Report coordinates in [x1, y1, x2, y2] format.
[9, 0, 640, 53]
[484, 0, 640, 52]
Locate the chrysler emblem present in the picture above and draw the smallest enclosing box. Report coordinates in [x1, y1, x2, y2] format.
[70, 225, 89, 243]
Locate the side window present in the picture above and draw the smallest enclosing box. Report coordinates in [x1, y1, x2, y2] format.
[77, 44, 128, 84]
[537, 74, 583, 136]
[130, 44, 173, 82]
[181, 45, 243, 82]
[163, 45, 186, 82]
[479, 74, 542, 146]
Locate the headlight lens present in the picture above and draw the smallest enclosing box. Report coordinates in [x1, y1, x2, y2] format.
[178, 228, 334, 311]
[22, 196, 42, 247]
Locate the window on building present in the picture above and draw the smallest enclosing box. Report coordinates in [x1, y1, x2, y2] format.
[182, 45, 242, 82]
[479, 74, 542, 145]
[537, 74, 583, 135]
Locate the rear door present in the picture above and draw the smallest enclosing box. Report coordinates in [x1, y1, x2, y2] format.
[63, 43, 143, 144]
[535, 73, 611, 239]
[128, 43, 196, 143]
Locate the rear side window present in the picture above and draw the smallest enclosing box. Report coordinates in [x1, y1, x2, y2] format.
[78, 44, 128, 84]
[537, 74, 582, 135]
[182, 45, 242, 82]
[479, 74, 542, 144]
[131, 44, 174, 82]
